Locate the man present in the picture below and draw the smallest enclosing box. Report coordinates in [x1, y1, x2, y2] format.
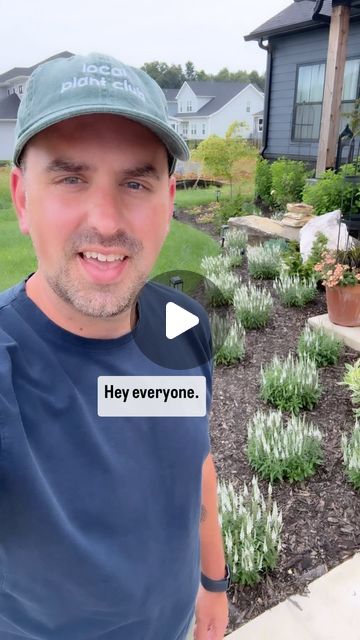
[0, 53, 229, 639]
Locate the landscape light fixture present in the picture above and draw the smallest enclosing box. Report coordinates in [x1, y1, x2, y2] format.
[215, 188, 221, 202]
[170, 275, 184, 291]
[220, 224, 229, 247]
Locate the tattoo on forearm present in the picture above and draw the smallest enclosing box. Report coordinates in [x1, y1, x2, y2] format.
[200, 504, 207, 522]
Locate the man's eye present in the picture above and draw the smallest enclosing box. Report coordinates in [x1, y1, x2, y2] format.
[126, 181, 144, 191]
[61, 176, 82, 184]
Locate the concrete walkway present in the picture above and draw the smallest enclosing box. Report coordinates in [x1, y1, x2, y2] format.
[227, 553, 360, 640]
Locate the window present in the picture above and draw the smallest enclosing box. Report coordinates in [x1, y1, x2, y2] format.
[182, 122, 189, 136]
[340, 58, 360, 131]
[293, 63, 325, 140]
[19, 85, 23, 94]
[179, 104, 183, 113]
[186, 100, 192, 112]
[258, 118, 263, 133]
[7, 89, 10, 95]
[191, 123, 197, 135]
[246, 101, 251, 113]
[292, 59, 360, 141]
[202, 123, 206, 135]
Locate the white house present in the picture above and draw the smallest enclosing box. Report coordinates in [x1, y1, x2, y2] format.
[0, 52, 73, 161]
[163, 81, 264, 142]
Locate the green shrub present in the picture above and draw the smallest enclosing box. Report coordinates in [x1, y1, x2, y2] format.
[270, 158, 307, 210]
[303, 166, 360, 216]
[298, 326, 343, 367]
[211, 315, 245, 365]
[218, 477, 282, 586]
[215, 192, 245, 225]
[260, 354, 321, 414]
[255, 157, 273, 206]
[280, 234, 328, 281]
[233, 284, 273, 329]
[247, 410, 323, 483]
[273, 274, 317, 307]
[342, 421, 360, 490]
[247, 244, 282, 279]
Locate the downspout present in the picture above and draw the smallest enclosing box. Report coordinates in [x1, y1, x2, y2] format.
[258, 37, 272, 158]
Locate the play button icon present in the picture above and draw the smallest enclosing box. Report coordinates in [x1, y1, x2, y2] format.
[166, 302, 199, 340]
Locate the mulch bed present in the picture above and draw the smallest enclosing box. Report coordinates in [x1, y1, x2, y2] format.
[175, 206, 360, 634]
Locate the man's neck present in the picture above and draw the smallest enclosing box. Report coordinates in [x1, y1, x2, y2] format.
[25, 272, 137, 339]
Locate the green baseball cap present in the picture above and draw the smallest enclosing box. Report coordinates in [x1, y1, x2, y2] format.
[13, 52, 189, 172]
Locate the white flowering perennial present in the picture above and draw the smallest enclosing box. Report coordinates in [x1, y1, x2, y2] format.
[204, 271, 239, 306]
[298, 325, 343, 367]
[210, 314, 245, 365]
[224, 230, 248, 267]
[200, 254, 232, 276]
[341, 420, 360, 490]
[247, 410, 323, 482]
[233, 284, 273, 329]
[273, 274, 317, 307]
[247, 244, 283, 280]
[217, 477, 282, 585]
[260, 353, 321, 414]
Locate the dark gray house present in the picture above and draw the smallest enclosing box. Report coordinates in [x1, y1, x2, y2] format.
[245, 0, 360, 165]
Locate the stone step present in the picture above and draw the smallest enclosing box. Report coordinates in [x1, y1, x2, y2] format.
[307, 314, 360, 352]
[229, 215, 300, 243]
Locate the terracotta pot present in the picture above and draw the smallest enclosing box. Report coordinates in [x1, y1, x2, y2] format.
[326, 284, 360, 327]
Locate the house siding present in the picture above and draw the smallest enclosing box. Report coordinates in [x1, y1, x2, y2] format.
[0, 121, 15, 161]
[209, 85, 264, 139]
[265, 21, 360, 162]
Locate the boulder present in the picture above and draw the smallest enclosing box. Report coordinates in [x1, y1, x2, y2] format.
[300, 209, 355, 260]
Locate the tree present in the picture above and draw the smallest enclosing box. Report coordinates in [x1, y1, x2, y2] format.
[185, 61, 197, 82]
[192, 121, 248, 197]
[141, 61, 184, 88]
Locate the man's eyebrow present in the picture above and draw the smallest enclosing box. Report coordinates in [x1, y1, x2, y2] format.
[122, 164, 161, 181]
[45, 159, 95, 173]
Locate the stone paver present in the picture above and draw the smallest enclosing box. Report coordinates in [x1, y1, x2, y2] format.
[226, 553, 360, 640]
[229, 215, 300, 242]
[308, 314, 360, 352]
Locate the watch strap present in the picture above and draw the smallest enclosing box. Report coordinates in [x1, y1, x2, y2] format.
[200, 563, 231, 592]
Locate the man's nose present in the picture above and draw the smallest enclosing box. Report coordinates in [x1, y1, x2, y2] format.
[86, 186, 125, 235]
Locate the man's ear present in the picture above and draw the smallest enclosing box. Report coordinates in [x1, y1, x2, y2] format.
[166, 175, 176, 230]
[10, 167, 30, 235]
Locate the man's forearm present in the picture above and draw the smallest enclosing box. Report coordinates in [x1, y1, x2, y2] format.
[199, 454, 226, 580]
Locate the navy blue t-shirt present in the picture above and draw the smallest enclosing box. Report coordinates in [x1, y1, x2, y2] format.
[0, 279, 212, 640]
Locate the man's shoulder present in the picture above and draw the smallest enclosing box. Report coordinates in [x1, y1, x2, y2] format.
[0, 281, 24, 314]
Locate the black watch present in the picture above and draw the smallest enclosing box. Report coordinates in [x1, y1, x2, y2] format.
[200, 563, 231, 592]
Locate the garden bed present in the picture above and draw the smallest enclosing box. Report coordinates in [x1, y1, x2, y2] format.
[178, 207, 360, 634]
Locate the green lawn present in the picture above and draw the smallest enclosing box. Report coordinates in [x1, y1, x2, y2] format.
[175, 185, 231, 209]
[0, 169, 219, 292]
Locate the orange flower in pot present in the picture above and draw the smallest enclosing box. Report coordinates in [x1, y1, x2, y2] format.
[314, 247, 360, 326]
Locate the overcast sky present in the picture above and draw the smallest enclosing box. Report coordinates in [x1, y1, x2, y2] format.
[1, 0, 291, 76]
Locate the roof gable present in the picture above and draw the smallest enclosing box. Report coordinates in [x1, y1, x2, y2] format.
[0, 51, 74, 84]
[0, 93, 20, 119]
[175, 81, 256, 116]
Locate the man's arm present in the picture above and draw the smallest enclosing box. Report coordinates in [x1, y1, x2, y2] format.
[194, 453, 229, 640]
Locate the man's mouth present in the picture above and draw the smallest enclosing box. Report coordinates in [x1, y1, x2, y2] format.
[78, 250, 129, 283]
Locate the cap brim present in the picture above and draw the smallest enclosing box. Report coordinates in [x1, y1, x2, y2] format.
[14, 104, 189, 167]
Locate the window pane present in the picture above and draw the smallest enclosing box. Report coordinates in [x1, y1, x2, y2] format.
[343, 59, 360, 100]
[297, 64, 325, 103]
[294, 104, 322, 140]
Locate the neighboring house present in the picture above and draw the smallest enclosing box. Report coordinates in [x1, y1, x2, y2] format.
[0, 51, 73, 161]
[253, 110, 264, 143]
[163, 81, 264, 142]
[244, 0, 360, 164]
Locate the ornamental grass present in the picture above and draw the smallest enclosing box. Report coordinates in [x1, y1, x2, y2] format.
[247, 244, 283, 280]
[233, 284, 273, 329]
[247, 410, 323, 483]
[210, 314, 245, 366]
[224, 229, 248, 267]
[298, 325, 343, 367]
[342, 421, 360, 490]
[218, 477, 282, 586]
[260, 354, 321, 414]
[273, 274, 317, 307]
[341, 359, 360, 419]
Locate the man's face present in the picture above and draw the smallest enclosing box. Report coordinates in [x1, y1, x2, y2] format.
[11, 114, 176, 319]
